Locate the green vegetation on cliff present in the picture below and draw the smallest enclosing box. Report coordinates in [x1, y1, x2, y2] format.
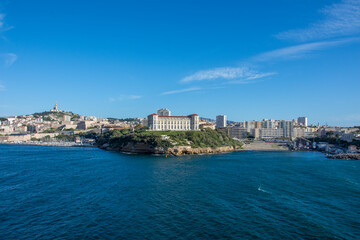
[33, 111, 80, 121]
[97, 128, 242, 149]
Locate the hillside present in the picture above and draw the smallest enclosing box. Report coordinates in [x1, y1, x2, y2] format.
[32, 111, 80, 121]
[97, 128, 242, 155]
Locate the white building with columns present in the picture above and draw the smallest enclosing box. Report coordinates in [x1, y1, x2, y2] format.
[147, 110, 199, 131]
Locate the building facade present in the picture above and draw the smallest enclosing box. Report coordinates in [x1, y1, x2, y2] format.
[225, 127, 247, 139]
[262, 119, 275, 129]
[244, 121, 255, 132]
[298, 117, 308, 126]
[259, 128, 284, 139]
[280, 120, 294, 139]
[63, 115, 71, 122]
[216, 115, 227, 128]
[147, 110, 199, 131]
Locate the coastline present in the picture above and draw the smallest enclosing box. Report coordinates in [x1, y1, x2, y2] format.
[7, 142, 358, 160]
[0, 141, 95, 148]
[1, 140, 290, 153]
[326, 153, 360, 160]
[98, 140, 291, 156]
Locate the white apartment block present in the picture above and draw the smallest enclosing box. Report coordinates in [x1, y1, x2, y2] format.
[216, 115, 227, 128]
[280, 120, 293, 139]
[298, 117, 308, 127]
[262, 119, 275, 129]
[147, 110, 199, 131]
[226, 127, 247, 139]
[259, 128, 284, 139]
[244, 121, 256, 132]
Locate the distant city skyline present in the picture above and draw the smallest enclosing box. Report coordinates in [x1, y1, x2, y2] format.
[1, 0, 360, 126]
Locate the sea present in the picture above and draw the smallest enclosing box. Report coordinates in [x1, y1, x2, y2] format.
[0, 144, 359, 239]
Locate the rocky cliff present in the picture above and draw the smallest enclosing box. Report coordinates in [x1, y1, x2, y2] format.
[163, 146, 240, 156]
[99, 142, 241, 156]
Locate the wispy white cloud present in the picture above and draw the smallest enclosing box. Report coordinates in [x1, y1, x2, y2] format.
[109, 95, 142, 102]
[163, 67, 275, 96]
[276, 0, 360, 42]
[0, 83, 4, 91]
[1, 53, 17, 67]
[226, 72, 277, 85]
[244, 72, 277, 80]
[0, 13, 13, 33]
[161, 87, 201, 95]
[126, 95, 142, 100]
[181, 67, 247, 83]
[181, 67, 275, 84]
[0, 14, 4, 29]
[170, 1, 360, 96]
[253, 38, 359, 62]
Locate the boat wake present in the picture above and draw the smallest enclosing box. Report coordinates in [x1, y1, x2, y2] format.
[258, 185, 271, 194]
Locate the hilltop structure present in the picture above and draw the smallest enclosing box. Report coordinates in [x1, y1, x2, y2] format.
[147, 109, 199, 131]
[50, 103, 63, 113]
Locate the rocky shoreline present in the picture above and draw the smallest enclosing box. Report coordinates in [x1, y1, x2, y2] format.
[99, 142, 241, 156]
[0, 141, 94, 147]
[161, 146, 241, 156]
[326, 153, 360, 160]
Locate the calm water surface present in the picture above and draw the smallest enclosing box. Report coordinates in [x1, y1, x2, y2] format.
[0, 145, 359, 239]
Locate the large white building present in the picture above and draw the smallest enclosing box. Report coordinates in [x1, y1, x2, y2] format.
[147, 109, 199, 131]
[216, 115, 227, 128]
[255, 128, 284, 139]
[262, 119, 275, 129]
[280, 120, 294, 139]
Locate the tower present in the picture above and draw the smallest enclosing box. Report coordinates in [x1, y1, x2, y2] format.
[216, 115, 227, 128]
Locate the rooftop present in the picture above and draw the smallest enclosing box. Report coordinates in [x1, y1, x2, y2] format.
[149, 113, 198, 118]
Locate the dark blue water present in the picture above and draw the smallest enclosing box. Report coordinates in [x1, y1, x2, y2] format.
[0, 145, 359, 239]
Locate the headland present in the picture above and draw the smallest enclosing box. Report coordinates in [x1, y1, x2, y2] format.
[97, 128, 242, 156]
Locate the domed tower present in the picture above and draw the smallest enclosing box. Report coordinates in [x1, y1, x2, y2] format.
[50, 102, 62, 112]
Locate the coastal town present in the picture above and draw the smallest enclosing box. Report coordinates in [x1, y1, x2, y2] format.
[2, 1, 360, 238]
[1, 104, 359, 157]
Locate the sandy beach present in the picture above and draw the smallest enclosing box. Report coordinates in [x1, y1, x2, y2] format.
[242, 141, 289, 151]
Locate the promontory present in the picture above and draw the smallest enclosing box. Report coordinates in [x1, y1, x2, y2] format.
[97, 128, 242, 156]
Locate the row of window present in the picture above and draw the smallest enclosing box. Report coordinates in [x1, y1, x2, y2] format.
[156, 121, 190, 124]
[153, 125, 192, 130]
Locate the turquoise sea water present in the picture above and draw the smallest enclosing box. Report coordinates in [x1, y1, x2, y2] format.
[0, 144, 359, 239]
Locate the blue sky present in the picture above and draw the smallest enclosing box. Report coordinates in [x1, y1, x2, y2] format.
[0, 0, 360, 126]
